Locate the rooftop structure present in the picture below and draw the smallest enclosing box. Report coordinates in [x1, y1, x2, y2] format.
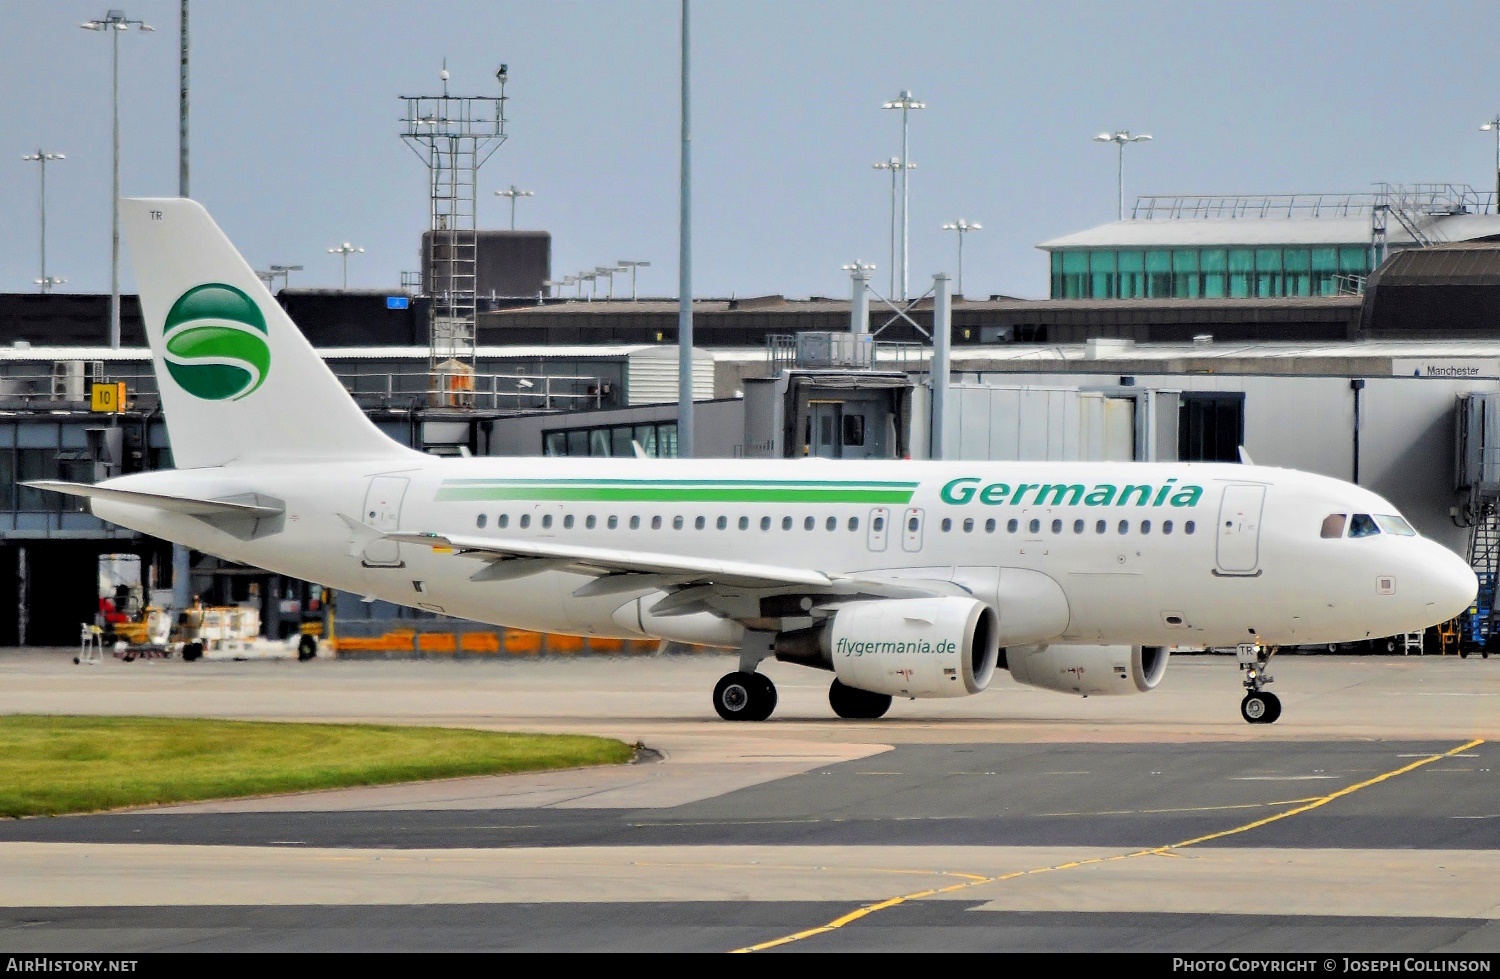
[1039, 184, 1500, 300]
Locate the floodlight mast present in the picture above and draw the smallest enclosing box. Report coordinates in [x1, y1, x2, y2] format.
[82, 9, 154, 348]
[882, 91, 925, 300]
[1481, 117, 1500, 208]
[21, 150, 64, 294]
[872, 157, 913, 298]
[941, 218, 981, 296]
[1093, 130, 1152, 220]
[494, 184, 533, 230]
[327, 243, 363, 290]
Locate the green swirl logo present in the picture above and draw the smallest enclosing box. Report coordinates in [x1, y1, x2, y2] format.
[162, 283, 271, 401]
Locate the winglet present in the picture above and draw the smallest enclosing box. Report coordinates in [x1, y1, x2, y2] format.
[1237, 446, 1255, 465]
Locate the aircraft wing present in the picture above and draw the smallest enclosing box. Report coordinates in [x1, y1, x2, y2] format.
[384, 531, 836, 590]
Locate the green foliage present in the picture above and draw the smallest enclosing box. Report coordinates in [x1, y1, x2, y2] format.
[0, 716, 634, 818]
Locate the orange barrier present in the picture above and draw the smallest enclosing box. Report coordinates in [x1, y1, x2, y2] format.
[329, 627, 661, 658]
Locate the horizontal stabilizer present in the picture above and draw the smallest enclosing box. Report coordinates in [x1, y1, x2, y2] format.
[23, 481, 284, 518]
[385, 531, 834, 589]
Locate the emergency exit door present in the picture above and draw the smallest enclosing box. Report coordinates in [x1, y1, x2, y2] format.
[361, 476, 409, 567]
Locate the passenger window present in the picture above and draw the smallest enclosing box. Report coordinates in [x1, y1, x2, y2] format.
[564, 514, 575, 529]
[606, 515, 617, 529]
[1321, 514, 1347, 539]
[629, 515, 640, 529]
[826, 516, 838, 531]
[872, 516, 885, 532]
[585, 515, 596, 529]
[1185, 520, 1196, 535]
[1028, 519, 1040, 533]
[1374, 514, 1416, 536]
[985, 518, 996, 533]
[695, 516, 706, 530]
[541, 515, 553, 529]
[941, 518, 952, 532]
[1007, 519, 1018, 533]
[1118, 520, 1129, 534]
[739, 516, 749, 530]
[1050, 519, 1062, 534]
[962, 518, 974, 533]
[1348, 513, 1381, 538]
[761, 516, 772, 531]
[783, 516, 794, 530]
[908, 516, 919, 532]
[673, 516, 684, 530]
[1095, 519, 1106, 534]
[652, 516, 662, 530]
[716, 516, 727, 530]
[1073, 519, 1084, 534]
[804, 516, 815, 531]
[1162, 520, 1173, 534]
[849, 516, 859, 531]
[498, 514, 509, 529]
[476, 513, 487, 529]
[520, 514, 531, 529]
[1141, 519, 1151, 534]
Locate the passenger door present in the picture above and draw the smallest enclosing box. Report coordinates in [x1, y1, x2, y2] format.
[360, 476, 408, 567]
[867, 506, 890, 552]
[1216, 484, 1266, 575]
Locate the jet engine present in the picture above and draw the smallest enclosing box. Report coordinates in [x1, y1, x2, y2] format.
[1003, 643, 1169, 696]
[775, 596, 999, 698]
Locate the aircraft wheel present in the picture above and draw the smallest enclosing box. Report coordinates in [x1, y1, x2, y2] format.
[1241, 692, 1274, 724]
[829, 678, 892, 720]
[713, 671, 769, 721]
[297, 634, 318, 661]
[749, 673, 778, 721]
[1261, 691, 1282, 723]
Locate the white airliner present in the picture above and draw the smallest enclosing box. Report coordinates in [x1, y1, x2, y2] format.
[30, 199, 1477, 724]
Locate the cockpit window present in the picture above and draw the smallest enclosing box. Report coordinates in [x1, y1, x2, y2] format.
[1348, 513, 1381, 538]
[1375, 514, 1416, 536]
[1320, 514, 1347, 539]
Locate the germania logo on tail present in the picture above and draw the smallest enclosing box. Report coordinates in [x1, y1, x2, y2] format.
[162, 283, 271, 401]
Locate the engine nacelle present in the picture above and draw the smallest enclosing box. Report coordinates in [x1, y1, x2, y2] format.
[777, 597, 999, 698]
[1004, 643, 1169, 697]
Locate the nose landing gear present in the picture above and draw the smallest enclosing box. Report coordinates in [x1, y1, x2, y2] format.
[1237, 642, 1282, 724]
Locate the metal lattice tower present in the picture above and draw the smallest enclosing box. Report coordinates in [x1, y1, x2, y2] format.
[400, 66, 508, 378]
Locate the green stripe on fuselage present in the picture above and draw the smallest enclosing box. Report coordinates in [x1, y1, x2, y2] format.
[436, 483, 916, 504]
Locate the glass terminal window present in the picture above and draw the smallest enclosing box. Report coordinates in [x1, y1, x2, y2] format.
[1050, 245, 1372, 300]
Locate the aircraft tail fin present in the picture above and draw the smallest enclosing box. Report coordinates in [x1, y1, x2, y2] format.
[121, 198, 413, 468]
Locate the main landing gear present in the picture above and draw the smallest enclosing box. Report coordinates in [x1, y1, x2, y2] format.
[1237, 642, 1281, 724]
[713, 631, 779, 721]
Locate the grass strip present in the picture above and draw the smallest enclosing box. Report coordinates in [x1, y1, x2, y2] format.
[0, 715, 635, 818]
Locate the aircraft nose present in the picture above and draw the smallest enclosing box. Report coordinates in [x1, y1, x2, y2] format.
[1424, 543, 1477, 624]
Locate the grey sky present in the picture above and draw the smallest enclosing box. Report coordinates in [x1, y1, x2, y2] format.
[4, 1, 1499, 302]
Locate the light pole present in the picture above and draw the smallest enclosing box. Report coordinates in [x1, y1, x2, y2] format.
[941, 219, 981, 297]
[270, 264, 303, 290]
[494, 185, 533, 230]
[327, 243, 363, 290]
[595, 266, 625, 299]
[83, 9, 154, 349]
[1481, 117, 1500, 210]
[1093, 130, 1152, 220]
[578, 271, 597, 300]
[617, 260, 650, 301]
[872, 157, 914, 298]
[881, 90, 925, 300]
[22, 150, 64, 294]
